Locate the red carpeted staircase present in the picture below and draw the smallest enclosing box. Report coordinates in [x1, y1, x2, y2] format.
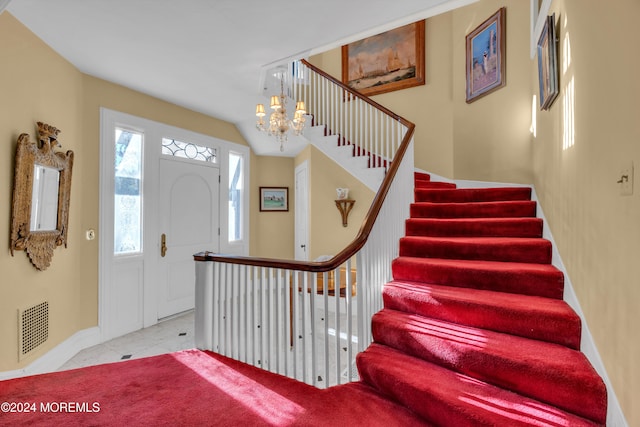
[356, 172, 607, 426]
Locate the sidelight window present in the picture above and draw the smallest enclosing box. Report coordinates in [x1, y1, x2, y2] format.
[228, 152, 244, 242]
[114, 128, 143, 255]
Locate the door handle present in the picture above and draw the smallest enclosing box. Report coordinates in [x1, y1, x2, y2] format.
[161, 233, 167, 257]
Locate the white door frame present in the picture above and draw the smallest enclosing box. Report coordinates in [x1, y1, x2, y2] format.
[294, 160, 309, 261]
[99, 108, 250, 342]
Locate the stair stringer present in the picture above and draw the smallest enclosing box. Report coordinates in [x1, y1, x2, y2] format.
[304, 125, 386, 192]
[443, 176, 628, 427]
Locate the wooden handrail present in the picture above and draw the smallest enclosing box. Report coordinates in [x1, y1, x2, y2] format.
[299, 59, 413, 127]
[194, 59, 415, 272]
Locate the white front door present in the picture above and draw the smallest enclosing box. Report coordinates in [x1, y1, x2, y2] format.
[158, 158, 220, 319]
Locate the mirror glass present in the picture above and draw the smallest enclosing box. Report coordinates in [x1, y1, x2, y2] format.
[30, 164, 60, 231]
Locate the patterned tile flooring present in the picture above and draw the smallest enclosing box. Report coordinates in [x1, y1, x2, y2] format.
[58, 311, 195, 371]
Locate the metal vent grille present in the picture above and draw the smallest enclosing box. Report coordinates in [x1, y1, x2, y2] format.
[18, 301, 49, 361]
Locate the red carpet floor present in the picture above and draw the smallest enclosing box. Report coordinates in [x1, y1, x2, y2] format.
[0, 349, 428, 426]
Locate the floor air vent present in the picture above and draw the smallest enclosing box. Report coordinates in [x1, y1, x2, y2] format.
[18, 301, 49, 361]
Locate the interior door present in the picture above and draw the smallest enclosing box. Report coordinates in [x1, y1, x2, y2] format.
[295, 161, 309, 261]
[158, 157, 220, 318]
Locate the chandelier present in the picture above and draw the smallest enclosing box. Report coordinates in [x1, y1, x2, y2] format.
[255, 71, 306, 151]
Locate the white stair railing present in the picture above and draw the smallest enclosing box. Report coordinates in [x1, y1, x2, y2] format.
[195, 60, 415, 388]
[292, 60, 406, 173]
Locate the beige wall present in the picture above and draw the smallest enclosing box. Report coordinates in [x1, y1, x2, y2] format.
[295, 145, 374, 261]
[248, 144, 375, 262]
[249, 155, 295, 259]
[451, 2, 533, 184]
[309, 17, 458, 178]
[0, 12, 86, 372]
[309, 4, 532, 184]
[531, 1, 640, 424]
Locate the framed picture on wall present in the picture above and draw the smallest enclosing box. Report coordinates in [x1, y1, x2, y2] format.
[465, 8, 506, 103]
[537, 13, 559, 110]
[342, 20, 425, 96]
[259, 187, 289, 212]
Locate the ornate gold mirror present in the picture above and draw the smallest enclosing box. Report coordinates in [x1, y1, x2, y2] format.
[10, 122, 74, 270]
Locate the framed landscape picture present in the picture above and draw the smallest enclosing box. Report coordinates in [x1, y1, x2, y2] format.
[537, 13, 559, 110]
[342, 20, 425, 96]
[465, 8, 506, 103]
[259, 187, 288, 212]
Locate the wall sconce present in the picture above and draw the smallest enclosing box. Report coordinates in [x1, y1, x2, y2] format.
[335, 199, 355, 227]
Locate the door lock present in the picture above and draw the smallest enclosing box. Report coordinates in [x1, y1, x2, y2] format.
[161, 233, 167, 257]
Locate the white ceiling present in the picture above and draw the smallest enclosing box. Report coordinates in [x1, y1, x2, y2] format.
[6, 0, 475, 156]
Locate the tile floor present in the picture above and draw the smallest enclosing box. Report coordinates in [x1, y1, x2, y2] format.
[58, 311, 195, 372]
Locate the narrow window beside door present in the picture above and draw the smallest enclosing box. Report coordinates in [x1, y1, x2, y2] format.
[114, 128, 143, 255]
[228, 152, 243, 242]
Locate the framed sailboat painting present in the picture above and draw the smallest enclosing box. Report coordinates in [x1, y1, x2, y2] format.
[342, 20, 425, 96]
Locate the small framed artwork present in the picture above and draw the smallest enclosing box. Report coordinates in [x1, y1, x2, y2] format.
[465, 8, 506, 103]
[537, 13, 559, 110]
[342, 20, 425, 97]
[259, 187, 289, 212]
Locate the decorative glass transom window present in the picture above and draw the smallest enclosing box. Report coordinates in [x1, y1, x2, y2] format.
[161, 138, 217, 163]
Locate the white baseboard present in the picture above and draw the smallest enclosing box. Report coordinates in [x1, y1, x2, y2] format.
[0, 326, 101, 381]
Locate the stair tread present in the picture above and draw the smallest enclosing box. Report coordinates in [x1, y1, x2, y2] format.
[372, 308, 606, 422]
[414, 172, 431, 181]
[392, 256, 564, 299]
[410, 200, 538, 218]
[400, 235, 550, 244]
[415, 181, 457, 189]
[383, 280, 581, 349]
[358, 343, 604, 427]
[406, 217, 543, 237]
[394, 256, 562, 270]
[415, 187, 532, 203]
[406, 216, 542, 224]
[393, 256, 563, 276]
[399, 235, 552, 264]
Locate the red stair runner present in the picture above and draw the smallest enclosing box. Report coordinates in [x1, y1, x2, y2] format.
[356, 172, 607, 426]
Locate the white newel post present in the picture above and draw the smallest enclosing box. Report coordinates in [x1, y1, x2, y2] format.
[195, 260, 214, 351]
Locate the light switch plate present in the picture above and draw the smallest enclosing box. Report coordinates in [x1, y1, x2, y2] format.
[619, 161, 634, 196]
